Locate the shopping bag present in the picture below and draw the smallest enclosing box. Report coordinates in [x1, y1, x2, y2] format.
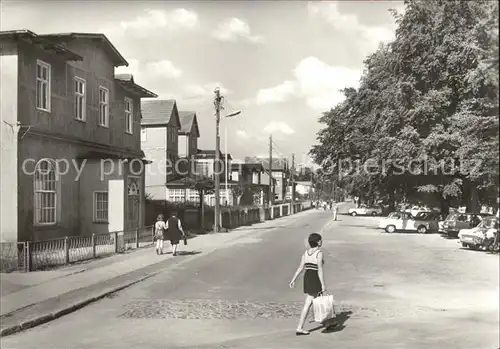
[313, 293, 335, 323]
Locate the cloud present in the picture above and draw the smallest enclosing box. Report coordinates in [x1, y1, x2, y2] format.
[212, 18, 264, 43]
[115, 59, 183, 80]
[255, 80, 297, 104]
[307, 2, 397, 54]
[102, 8, 198, 38]
[184, 82, 230, 98]
[145, 60, 183, 79]
[264, 121, 295, 135]
[116, 58, 141, 76]
[294, 57, 361, 109]
[253, 57, 361, 110]
[236, 130, 249, 138]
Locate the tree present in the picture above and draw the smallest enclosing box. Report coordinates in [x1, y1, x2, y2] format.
[232, 183, 262, 206]
[310, 0, 499, 212]
[232, 184, 245, 206]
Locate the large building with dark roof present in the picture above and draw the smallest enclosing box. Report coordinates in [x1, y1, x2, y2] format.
[0, 30, 156, 243]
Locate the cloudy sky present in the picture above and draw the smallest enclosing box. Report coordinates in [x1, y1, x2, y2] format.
[1, 0, 404, 164]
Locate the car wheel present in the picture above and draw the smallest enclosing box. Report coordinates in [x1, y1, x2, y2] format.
[461, 243, 467, 248]
[385, 225, 396, 233]
[371, 211, 377, 216]
[417, 225, 427, 234]
[351, 212, 357, 217]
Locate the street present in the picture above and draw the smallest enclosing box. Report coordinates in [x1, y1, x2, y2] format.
[1, 208, 498, 349]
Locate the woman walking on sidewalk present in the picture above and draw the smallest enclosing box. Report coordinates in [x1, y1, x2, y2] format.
[154, 214, 166, 255]
[289, 232, 327, 335]
[166, 211, 186, 256]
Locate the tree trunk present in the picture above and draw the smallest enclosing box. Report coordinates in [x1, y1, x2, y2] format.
[388, 189, 396, 212]
[439, 194, 450, 217]
[467, 184, 481, 213]
[200, 190, 205, 229]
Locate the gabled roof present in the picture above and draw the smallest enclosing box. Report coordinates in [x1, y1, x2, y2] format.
[38, 32, 128, 67]
[141, 100, 180, 127]
[244, 157, 288, 171]
[114, 74, 157, 98]
[196, 149, 232, 160]
[178, 111, 200, 138]
[231, 162, 265, 172]
[0, 29, 83, 61]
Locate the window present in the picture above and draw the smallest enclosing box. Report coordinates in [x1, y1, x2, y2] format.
[74, 77, 86, 121]
[94, 191, 108, 222]
[141, 127, 147, 141]
[99, 87, 109, 127]
[36, 60, 51, 111]
[34, 159, 58, 225]
[125, 98, 133, 134]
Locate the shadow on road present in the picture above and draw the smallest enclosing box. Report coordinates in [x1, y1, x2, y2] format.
[440, 234, 458, 240]
[341, 224, 377, 229]
[176, 251, 202, 256]
[309, 311, 353, 334]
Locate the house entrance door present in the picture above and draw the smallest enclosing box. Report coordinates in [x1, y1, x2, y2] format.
[127, 177, 141, 230]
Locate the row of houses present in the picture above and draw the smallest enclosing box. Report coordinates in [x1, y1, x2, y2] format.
[140, 97, 293, 207]
[0, 29, 301, 243]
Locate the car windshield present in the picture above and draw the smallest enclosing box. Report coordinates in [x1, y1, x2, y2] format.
[447, 213, 463, 221]
[445, 213, 455, 220]
[415, 212, 434, 220]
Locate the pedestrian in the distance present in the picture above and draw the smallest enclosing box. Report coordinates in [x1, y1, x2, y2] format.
[154, 214, 166, 255]
[333, 204, 338, 221]
[166, 211, 186, 256]
[289, 232, 327, 335]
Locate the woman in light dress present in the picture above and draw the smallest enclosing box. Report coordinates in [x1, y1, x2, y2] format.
[154, 214, 166, 255]
[289, 232, 326, 335]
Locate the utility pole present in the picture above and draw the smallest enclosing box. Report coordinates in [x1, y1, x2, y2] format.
[291, 153, 295, 210]
[268, 134, 273, 205]
[214, 88, 222, 232]
[310, 169, 313, 203]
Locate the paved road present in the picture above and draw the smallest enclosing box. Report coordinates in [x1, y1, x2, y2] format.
[2, 208, 498, 349]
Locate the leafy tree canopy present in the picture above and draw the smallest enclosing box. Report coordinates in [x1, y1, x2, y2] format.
[309, 0, 499, 211]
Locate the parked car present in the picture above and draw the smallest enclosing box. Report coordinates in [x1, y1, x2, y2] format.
[405, 205, 432, 217]
[414, 211, 441, 228]
[458, 217, 499, 250]
[378, 211, 438, 234]
[441, 212, 493, 238]
[349, 204, 383, 216]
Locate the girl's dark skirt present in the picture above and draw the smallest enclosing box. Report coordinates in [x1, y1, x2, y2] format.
[303, 269, 322, 297]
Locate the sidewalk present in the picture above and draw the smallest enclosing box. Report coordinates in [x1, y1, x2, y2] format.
[0, 210, 312, 337]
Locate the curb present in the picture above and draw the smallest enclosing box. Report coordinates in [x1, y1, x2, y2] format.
[0, 269, 162, 337]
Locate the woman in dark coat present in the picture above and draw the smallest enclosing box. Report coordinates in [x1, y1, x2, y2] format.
[165, 211, 186, 256]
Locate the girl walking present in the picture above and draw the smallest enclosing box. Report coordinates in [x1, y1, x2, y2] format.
[154, 214, 166, 255]
[289, 232, 326, 335]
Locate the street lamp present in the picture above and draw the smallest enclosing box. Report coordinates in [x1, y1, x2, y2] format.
[214, 86, 241, 232]
[222, 110, 241, 208]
